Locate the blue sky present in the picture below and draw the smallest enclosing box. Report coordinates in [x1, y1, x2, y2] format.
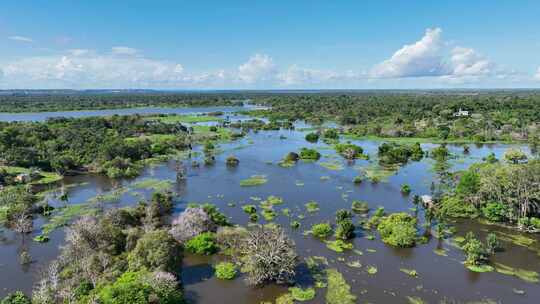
[1, 1, 540, 89]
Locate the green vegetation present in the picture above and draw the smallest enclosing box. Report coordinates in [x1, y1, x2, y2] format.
[299, 148, 321, 160]
[185, 232, 218, 255]
[377, 142, 424, 164]
[239, 175, 268, 187]
[325, 268, 356, 304]
[305, 201, 320, 213]
[214, 262, 237, 280]
[377, 213, 417, 247]
[325, 240, 353, 252]
[334, 142, 367, 159]
[311, 223, 332, 238]
[305, 132, 319, 143]
[288, 287, 316, 301]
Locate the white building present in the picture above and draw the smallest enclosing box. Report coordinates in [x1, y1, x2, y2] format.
[453, 108, 469, 117]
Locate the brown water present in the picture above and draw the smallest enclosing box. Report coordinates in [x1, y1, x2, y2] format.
[0, 120, 538, 303]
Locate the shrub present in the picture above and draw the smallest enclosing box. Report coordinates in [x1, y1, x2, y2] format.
[335, 219, 355, 240]
[305, 133, 319, 143]
[352, 176, 362, 184]
[335, 209, 353, 223]
[169, 207, 216, 242]
[462, 233, 488, 265]
[311, 223, 332, 238]
[1, 291, 31, 304]
[299, 148, 321, 160]
[97, 271, 183, 304]
[184, 232, 218, 255]
[400, 184, 411, 195]
[239, 227, 297, 285]
[481, 202, 508, 222]
[456, 170, 480, 195]
[377, 213, 417, 247]
[128, 230, 182, 273]
[351, 201, 369, 214]
[226, 156, 240, 167]
[214, 262, 237, 280]
[334, 143, 363, 159]
[323, 129, 339, 139]
[485, 233, 501, 254]
[284, 152, 300, 162]
[242, 205, 257, 215]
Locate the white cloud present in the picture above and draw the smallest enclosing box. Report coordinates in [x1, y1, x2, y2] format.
[279, 65, 361, 86]
[8, 36, 33, 43]
[371, 28, 447, 78]
[238, 54, 276, 83]
[535, 67, 540, 81]
[111, 46, 138, 56]
[1, 50, 189, 88]
[449, 47, 492, 77]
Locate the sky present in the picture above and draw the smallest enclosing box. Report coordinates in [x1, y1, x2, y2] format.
[1, 1, 540, 89]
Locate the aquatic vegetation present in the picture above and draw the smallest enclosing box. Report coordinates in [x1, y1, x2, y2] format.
[214, 262, 237, 280]
[305, 201, 320, 213]
[242, 204, 257, 215]
[185, 232, 218, 255]
[400, 268, 419, 277]
[353, 176, 363, 184]
[433, 248, 449, 256]
[493, 262, 539, 283]
[275, 293, 294, 304]
[299, 148, 321, 160]
[334, 142, 367, 159]
[281, 208, 291, 217]
[305, 132, 319, 143]
[400, 184, 411, 195]
[335, 219, 355, 240]
[366, 265, 378, 275]
[363, 164, 399, 182]
[466, 264, 494, 273]
[261, 209, 277, 221]
[239, 175, 268, 187]
[377, 212, 417, 247]
[87, 188, 127, 204]
[351, 200, 369, 214]
[406, 296, 426, 304]
[131, 178, 173, 192]
[346, 260, 362, 268]
[325, 240, 353, 252]
[225, 155, 240, 167]
[37, 203, 99, 241]
[290, 220, 301, 229]
[325, 268, 356, 304]
[288, 287, 316, 301]
[319, 161, 344, 171]
[311, 223, 332, 238]
[320, 175, 330, 181]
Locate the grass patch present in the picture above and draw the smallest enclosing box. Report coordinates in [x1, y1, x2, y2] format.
[305, 201, 320, 213]
[240, 175, 268, 187]
[326, 268, 356, 304]
[466, 264, 494, 273]
[131, 178, 174, 192]
[288, 287, 316, 301]
[37, 203, 99, 241]
[363, 164, 399, 182]
[319, 161, 344, 171]
[493, 262, 539, 283]
[325, 240, 353, 253]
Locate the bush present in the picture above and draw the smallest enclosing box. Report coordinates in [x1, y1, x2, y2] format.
[184, 232, 218, 255]
[334, 143, 364, 159]
[323, 129, 339, 139]
[481, 202, 508, 222]
[214, 262, 237, 280]
[305, 133, 319, 143]
[311, 223, 332, 238]
[456, 170, 480, 195]
[97, 271, 183, 304]
[299, 148, 321, 160]
[169, 207, 216, 242]
[462, 233, 488, 265]
[226, 156, 240, 167]
[1, 291, 31, 304]
[485, 233, 501, 254]
[351, 201, 369, 214]
[128, 230, 182, 273]
[239, 227, 297, 285]
[335, 219, 355, 240]
[335, 209, 353, 223]
[400, 184, 411, 195]
[377, 213, 417, 247]
[284, 152, 300, 162]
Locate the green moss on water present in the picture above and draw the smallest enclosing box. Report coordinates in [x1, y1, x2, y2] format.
[433, 248, 449, 256]
[366, 265, 378, 275]
[131, 178, 173, 192]
[400, 268, 419, 277]
[466, 264, 494, 273]
[319, 161, 344, 171]
[493, 262, 539, 283]
[305, 201, 320, 213]
[261, 209, 277, 221]
[325, 268, 356, 304]
[239, 175, 268, 187]
[288, 287, 316, 301]
[325, 240, 353, 253]
[406, 296, 426, 304]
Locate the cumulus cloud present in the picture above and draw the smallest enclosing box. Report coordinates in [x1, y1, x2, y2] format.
[238, 54, 276, 83]
[371, 28, 447, 78]
[111, 46, 138, 56]
[8, 36, 33, 43]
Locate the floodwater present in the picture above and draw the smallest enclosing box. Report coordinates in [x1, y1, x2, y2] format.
[0, 104, 265, 122]
[1, 114, 539, 303]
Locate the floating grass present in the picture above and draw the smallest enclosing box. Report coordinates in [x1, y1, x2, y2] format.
[131, 178, 173, 192]
[400, 268, 419, 277]
[305, 201, 320, 213]
[325, 240, 353, 253]
[240, 175, 268, 187]
[288, 287, 316, 301]
[319, 161, 344, 171]
[326, 269, 356, 304]
[493, 262, 539, 283]
[366, 265, 378, 275]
